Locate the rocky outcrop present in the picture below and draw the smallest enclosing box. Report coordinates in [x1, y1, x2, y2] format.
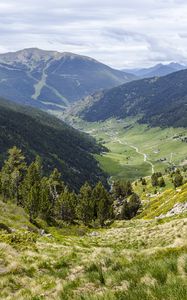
[157, 202, 187, 219]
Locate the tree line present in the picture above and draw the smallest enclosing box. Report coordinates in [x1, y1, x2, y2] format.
[0, 147, 141, 227]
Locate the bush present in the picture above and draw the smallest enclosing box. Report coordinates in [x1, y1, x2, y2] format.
[173, 173, 183, 188]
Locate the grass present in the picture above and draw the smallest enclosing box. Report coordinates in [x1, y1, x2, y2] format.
[0, 194, 187, 299]
[71, 117, 187, 182]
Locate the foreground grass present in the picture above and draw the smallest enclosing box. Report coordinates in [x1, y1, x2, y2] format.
[1, 172, 187, 300]
[0, 199, 187, 299]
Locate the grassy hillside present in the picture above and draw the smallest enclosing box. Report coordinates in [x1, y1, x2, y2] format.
[0, 183, 187, 300]
[0, 97, 107, 190]
[76, 69, 187, 128]
[132, 172, 187, 220]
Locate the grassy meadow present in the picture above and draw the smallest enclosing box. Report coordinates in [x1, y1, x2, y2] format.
[70, 117, 187, 182]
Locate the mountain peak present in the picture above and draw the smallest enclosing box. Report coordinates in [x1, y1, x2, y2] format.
[0, 48, 98, 65]
[122, 62, 186, 78]
[0, 48, 136, 110]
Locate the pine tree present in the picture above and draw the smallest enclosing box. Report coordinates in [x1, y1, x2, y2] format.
[173, 173, 183, 188]
[48, 168, 65, 218]
[141, 178, 147, 186]
[77, 182, 94, 225]
[40, 177, 52, 221]
[0, 147, 26, 203]
[151, 173, 159, 187]
[92, 182, 113, 226]
[60, 188, 77, 222]
[159, 177, 165, 187]
[21, 157, 42, 221]
[27, 183, 41, 221]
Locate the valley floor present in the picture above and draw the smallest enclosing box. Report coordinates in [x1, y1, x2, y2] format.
[69, 117, 187, 182]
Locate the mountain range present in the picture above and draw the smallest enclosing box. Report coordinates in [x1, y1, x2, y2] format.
[73, 69, 187, 128]
[122, 62, 186, 78]
[0, 97, 107, 190]
[0, 48, 136, 111]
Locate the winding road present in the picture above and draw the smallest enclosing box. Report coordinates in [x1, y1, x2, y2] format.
[115, 138, 155, 174]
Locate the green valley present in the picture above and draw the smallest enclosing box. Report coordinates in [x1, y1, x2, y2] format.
[65, 117, 187, 182]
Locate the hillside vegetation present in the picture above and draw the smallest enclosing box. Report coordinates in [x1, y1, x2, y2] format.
[0, 179, 187, 299]
[0, 97, 107, 190]
[76, 69, 187, 128]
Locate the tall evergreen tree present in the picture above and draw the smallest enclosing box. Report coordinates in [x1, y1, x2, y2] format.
[40, 177, 52, 221]
[92, 182, 113, 226]
[21, 157, 42, 221]
[48, 168, 65, 218]
[0, 146, 26, 203]
[173, 172, 183, 188]
[60, 188, 77, 222]
[77, 182, 94, 225]
[151, 173, 159, 187]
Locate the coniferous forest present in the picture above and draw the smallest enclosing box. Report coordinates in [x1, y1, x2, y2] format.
[0, 146, 142, 227]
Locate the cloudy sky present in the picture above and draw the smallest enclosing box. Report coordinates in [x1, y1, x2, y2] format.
[1, 0, 187, 68]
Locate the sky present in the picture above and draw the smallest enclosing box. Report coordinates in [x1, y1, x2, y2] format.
[1, 0, 187, 68]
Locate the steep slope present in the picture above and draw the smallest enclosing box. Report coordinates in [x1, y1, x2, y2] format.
[123, 62, 186, 78]
[138, 183, 187, 220]
[0, 48, 136, 111]
[78, 69, 187, 128]
[0, 97, 107, 190]
[1, 191, 187, 299]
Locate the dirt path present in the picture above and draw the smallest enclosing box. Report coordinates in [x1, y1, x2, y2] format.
[116, 138, 155, 174]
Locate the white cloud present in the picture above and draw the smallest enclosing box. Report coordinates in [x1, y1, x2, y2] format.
[0, 0, 187, 68]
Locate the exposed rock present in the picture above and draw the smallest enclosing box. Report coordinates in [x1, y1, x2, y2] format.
[89, 231, 100, 237]
[157, 202, 187, 219]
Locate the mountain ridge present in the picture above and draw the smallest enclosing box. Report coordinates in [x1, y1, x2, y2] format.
[122, 62, 186, 78]
[71, 68, 187, 128]
[0, 48, 136, 111]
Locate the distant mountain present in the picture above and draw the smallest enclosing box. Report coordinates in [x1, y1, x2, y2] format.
[75, 69, 187, 128]
[122, 62, 186, 78]
[0, 48, 136, 111]
[0, 97, 107, 190]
